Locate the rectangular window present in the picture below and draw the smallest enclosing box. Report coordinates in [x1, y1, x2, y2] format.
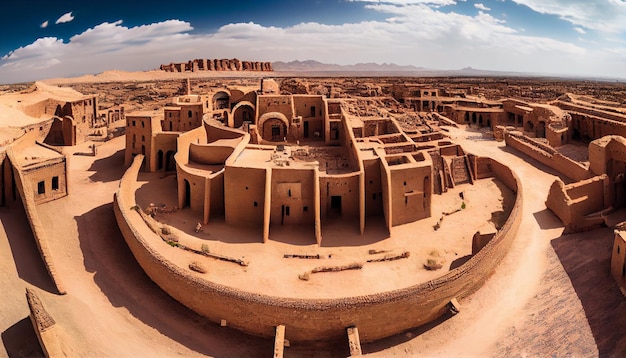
[52, 176, 59, 190]
[285, 206, 290, 216]
[303, 206, 308, 212]
[37, 181, 45, 195]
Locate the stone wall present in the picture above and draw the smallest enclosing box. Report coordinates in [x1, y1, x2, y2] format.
[114, 154, 523, 343]
[160, 59, 273, 73]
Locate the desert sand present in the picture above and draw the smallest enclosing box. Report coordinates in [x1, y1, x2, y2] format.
[2, 69, 626, 356]
[2, 121, 624, 356]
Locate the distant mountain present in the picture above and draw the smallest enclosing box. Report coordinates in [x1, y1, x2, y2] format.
[272, 60, 542, 78]
[272, 60, 428, 72]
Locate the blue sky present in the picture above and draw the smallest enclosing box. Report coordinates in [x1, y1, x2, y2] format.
[1, 0, 625, 83]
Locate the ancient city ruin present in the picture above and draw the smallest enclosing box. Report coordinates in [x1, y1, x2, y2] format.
[1, 70, 626, 356]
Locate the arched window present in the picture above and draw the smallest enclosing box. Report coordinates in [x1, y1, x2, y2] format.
[188, 110, 192, 118]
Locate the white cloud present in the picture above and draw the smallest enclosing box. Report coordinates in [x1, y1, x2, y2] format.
[350, 0, 458, 6]
[40, 20, 49, 29]
[511, 0, 626, 33]
[475, 3, 491, 11]
[574, 27, 586, 34]
[56, 12, 75, 25]
[1, 2, 625, 83]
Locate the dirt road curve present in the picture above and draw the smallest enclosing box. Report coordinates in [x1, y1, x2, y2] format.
[1, 127, 624, 357]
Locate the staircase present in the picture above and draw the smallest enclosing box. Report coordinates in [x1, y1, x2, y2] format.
[450, 157, 471, 185]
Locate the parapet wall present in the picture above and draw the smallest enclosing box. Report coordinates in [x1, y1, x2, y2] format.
[114, 155, 522, 343]
[505, 132, 591, 181]
[6, 148, 66, 295]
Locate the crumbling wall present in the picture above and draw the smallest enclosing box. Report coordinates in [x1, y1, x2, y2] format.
[545, 175, 609, 233]
[115, 155, 522, 343]
[161, 59, 273, 73]
[505, 132, 591, 181]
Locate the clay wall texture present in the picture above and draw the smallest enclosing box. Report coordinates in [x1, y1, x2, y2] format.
[5, 147, 66, 294]
[611, 231, 626, 291]
[363, 158, 384, 217]
[271, 168, 316, 226]
[319, 174, 361, 221]
[114, 155, 522, 342]
[505, 132, 591, 181]
[224, 166, 266, 227]
[545, 175, 609, 232]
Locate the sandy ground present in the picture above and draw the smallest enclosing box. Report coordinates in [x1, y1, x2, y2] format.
[134, 172, 512, 299]
[1, 125, 625, 357]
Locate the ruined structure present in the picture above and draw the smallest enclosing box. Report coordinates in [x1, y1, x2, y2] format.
[6, 75, 626, 355]
[114, 77, 523, 343]
[160, 58, 273, 73]
[0, 82, 98, 146]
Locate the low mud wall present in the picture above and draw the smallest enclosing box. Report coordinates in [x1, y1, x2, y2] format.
[6, 148, 66, 295]
[114, 155, 522, 343]
[506, 132, 591, 181]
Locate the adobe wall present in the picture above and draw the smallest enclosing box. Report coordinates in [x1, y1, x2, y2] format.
[556, 101, 626, 124]
[611, 231, 626, 292]
[257, 96, 294, 121]
[363, 158, 384, 217]
[5, 148, 66, 294]
[204, 120, 246, 143]
[271, 168, 316, 226]
[505, 132, 591, 181]
[224, 166, 266, 227]
[115, 154, 522, 342]
[23, 160, 67, 205]
[319, 173, 360, 220]
[545, 175, 609, 233]
[385, 157, 432, 226]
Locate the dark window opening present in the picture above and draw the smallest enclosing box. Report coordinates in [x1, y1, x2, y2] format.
[188, 110, 192, 118]
[303, 206, 308, 212]
[310, 106, 316, 117]
[373, 193, 377, 200]
[330, 195, 342, 216]
[285, 206, 290, 216]
[254, 201, 258, 207]
[141, 121, 145, 128]
[37, 181, 45, 195]
[52, 176, 59, 190]
[288, 189, 291, 197]
[405, 196, 408, 205]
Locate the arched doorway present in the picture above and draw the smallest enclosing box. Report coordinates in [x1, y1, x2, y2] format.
[259, 112, 289, 142]
[213, 91, 230, 110]
[232, 102, 255, 128]
[472, 113, 477, 124]
[464, 112, 470, 123]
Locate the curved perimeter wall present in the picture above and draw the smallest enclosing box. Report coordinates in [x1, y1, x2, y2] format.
[114, 154, 523, 343]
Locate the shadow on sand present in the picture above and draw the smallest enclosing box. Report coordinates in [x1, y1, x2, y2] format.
[0, 204, 57, 294]
[75, 203, 350, 357]
[361, 311, 456, 355]
[75, 203, 274, 357]
[87, 149, 125, 183]
[1, 317, 44, 357]
[533, 208, 565, 230]
[551, 228, 626, 357]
